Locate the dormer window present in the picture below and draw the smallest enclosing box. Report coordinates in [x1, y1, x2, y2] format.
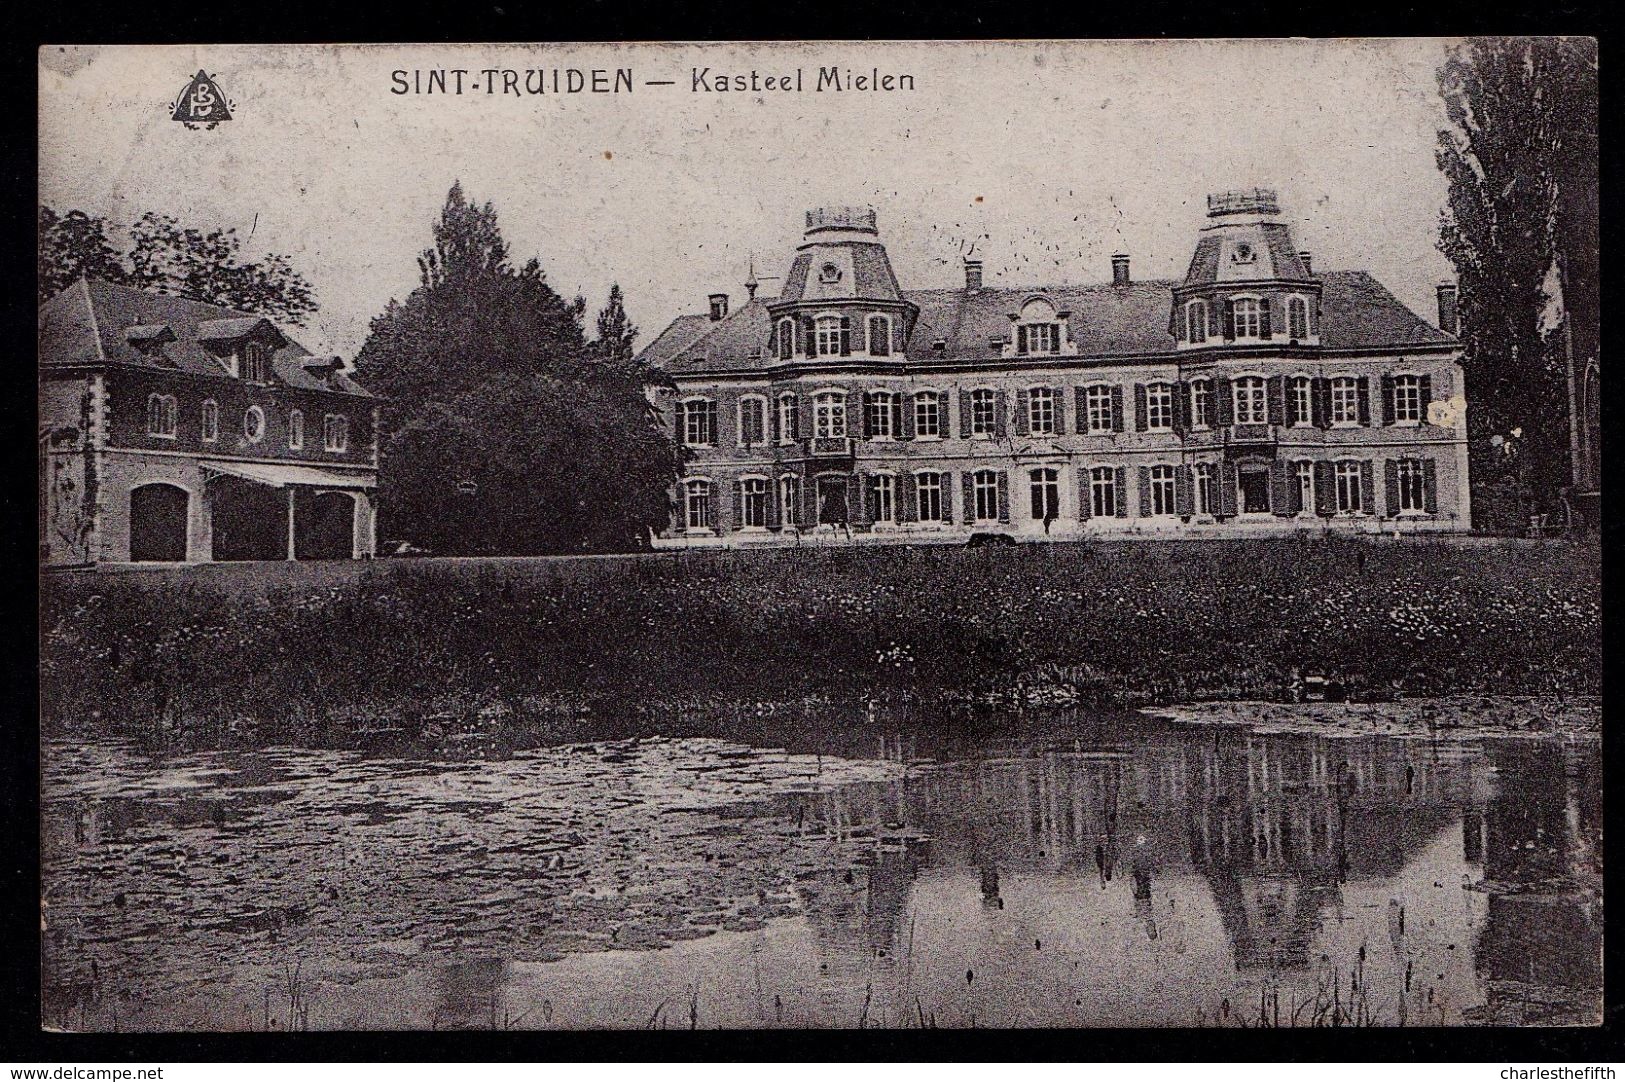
[1287, 295, 1310, 340]
[867, 314, 892, 356]
[1186, 301, 1209, 343]
[243, 340, 272, 383]
[1233, 297, 1263, 339]
[1015, 297, 1063, 355]
[776, 318, 795, 361]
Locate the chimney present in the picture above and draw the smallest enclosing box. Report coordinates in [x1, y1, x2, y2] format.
[1437, 282, 1459, 335]
[1298, 251, 1313, 275]
[1111, 253, 1131, 286]
[708, 293, 729, 321]
[964, 259, 983, 291]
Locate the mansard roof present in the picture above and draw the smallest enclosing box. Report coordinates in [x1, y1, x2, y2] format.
[644, 270, 1455, 376]
[37, 278, 371, 397]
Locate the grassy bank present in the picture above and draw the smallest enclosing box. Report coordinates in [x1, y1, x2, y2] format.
[41, 537, 1600, 746]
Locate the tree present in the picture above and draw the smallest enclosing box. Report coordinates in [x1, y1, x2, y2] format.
[1435, 37, 1597, 515]
[354, 182, 678, 554]
[38, 208, 130, 302]
[592, 283, 639, 369]
[37, 205, 318, 325]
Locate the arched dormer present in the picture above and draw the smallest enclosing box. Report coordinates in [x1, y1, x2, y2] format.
[1004, 295, 1078, 358]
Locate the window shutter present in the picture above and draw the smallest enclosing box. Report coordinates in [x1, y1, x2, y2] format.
[1110, 384, 1125, 433]
[1422, 457, 1438, 513]
[1419, 374, 1433, 421]
[1381, 374, 1396, 426]
[1312, 377, 1331, 429]
[803, 476, 819, 527]
[1287, 464, 1304, 514]
[802, 318, 816, 357]
[798, 393, 813, 442]
[961, 472, 974, 522]
[1138, 466, 1152, 516]
[1175, 466, 1194, 515]
[1359, 460, 1375, 514]
[1358, 376, 1372, 426]
[894, 395, 910, 440]
[1222, 299, 1236, 341]
[843, 390, 862, 439]
[1173, 380, 1190, 433]
[726, 479, 740, 531]
[1075, 387, 1089, 432]
[1053, 387, 1068, 435]
[994, 391, 1008, 438]
[996, 470, 1010, 523]
[861, 473, 877, 523]
[1214, 377, 1234, 426]
[844, 476, 860, 525]
[1134, 384, 1149, 432]
[898, 473, 917, 523]
[1014, 389, 1030, 436]
[1313, 461, 1335, 517]
[1384, 459, 1400, 516]
[1016, 325, 1029, 355]
[840, 317, 852, 357]
[1267, 376, 1285, 426]
[767, 477, 781, 528]
[1078, 469, 1093, 520]
[1218, 463, 1238, 516]
[1270, 459, 1292, 516]
[769, 399, 781, 444]
[1114, 467, 1129, 517]
[1259, 298, 1272, 338]
[939, 472, 954, 523]
[1174, 303, 1187, 342]
[859, 392, 874, 441]
[958, 389, 972, 438]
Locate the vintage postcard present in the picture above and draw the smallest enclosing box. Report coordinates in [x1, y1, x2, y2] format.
[37, 39, 1599, 1032]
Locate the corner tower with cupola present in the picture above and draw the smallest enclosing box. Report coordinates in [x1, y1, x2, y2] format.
[765, 207, 919, 365]
[1172, 189, 1321, 349]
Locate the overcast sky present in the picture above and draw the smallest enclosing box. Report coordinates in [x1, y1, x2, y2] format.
[41, 40, 1460, 358]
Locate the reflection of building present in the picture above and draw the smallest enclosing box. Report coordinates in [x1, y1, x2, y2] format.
[642, 191, 1469, 547]
[39, 279, 378, 566]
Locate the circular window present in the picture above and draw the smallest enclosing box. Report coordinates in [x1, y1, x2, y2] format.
[819, 261, 842, 284]
[243, 405, 265, 443]
[1231, 242, 1255, 263]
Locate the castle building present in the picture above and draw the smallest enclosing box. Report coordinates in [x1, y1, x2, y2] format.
[639, 191, 1469, 546]
[39, 278, 379, 566]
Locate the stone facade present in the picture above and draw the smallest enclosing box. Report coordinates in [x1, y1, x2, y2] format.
[39, 279, 379, 566]
[639, 192, 1470, 546]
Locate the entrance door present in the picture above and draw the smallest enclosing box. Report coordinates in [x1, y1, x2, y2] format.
[129, 484, 189, 562]
[295, 490, 355, 559]
[1239, 467, 1272, 514]
[817, 476, 849, 526]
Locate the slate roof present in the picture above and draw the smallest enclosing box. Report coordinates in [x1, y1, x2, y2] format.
[780, 242, 907, 304]
[643, 270, 1455, 375]
[38, 278, 371, 396]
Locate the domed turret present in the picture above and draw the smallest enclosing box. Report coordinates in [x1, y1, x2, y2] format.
[766, 206, 917, 362]
[1172, 188, 1322, 349]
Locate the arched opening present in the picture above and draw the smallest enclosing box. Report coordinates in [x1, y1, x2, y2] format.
[210, 478, 286, 561]
[295, 490, 355, 560]
[129, 484, 189, 562]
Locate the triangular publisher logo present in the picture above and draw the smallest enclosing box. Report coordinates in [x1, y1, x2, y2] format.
[171, 70, 233, 129]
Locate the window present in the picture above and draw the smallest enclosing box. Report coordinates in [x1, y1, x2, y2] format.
[778, 475, 800, 524]
[1089, 466, 1118, 518]
[1335, 461, 1363, 513]
[1187, 301, 1209, 343]
[740, 478, 768, 528]
[243, 405, 265, 443]
[969, 389, 997, 437]
[324, 414, 349, 453]
[684, 479, 712, 530]
[1288, 296, 1309, 340]
[815, 317, 843, 357]
[1233, 376, 1267, 425]
[1145, 383, 1174, 431]
[972, 470, 1000, 522]
[1189, 380, 1211, 428]
[1393, 375, 1423, 423]
[777, 319, 794, 361]
[681, 398, 716, 446]
[1029, 468, 1060, 522]
[738, 397, 767, 446]
[868, 315, 891, 356]
[1148, 465, 1177, 516]
[866, 392, 895, 440]
[243, 341, 271, 383]
[870, 474, 896, 523]
[1194, 463, 1215, 515]
[1028, 387, 1056, 435]
[201, 399, 219, 443]
[1396, 458, 1426, 512]
[1233, 298, 1262, 339]
[813, 392, 846, 438]
[288, 409, 305, 450]
[1330, 377, 1361, 425]
[916, 473, 943, 521]
[914, 392, 942, 439]
[1290, 376, 1313, 426]
[1085, 385, 1115, 434]
[776, 394, 799, 443]
[145, 393, 177, 438]
[1295, 461, 1315, 515]
[1018, 322, 1059, 355]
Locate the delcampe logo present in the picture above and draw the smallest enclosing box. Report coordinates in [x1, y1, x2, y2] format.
[170, 69, 233, 129]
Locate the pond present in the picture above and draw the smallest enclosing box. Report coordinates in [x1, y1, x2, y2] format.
[40, 704, 1602, 1029]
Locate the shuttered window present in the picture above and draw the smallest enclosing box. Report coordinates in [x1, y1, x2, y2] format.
[916, 473, 943, 522]
[1233, 298, 1262, 339]
[776, 394, 798, 443]
[1330, 377, 1361, 424]
[1393, 375, 1424, 422]
[1144, 383, 1174, 431]
[1189, 380, 1211, 428]
[1289, 377, 1313, 426]
[1028, 388, 1056, 435]
[1187, 302, 1209, 343]
[1334, 462, 1363, 513]
[684, 480, 713, 530]
[969, 389, 998, 437]
[1295, 461, 1315, 515]
[739, 478, 769, 527]
[813, 393, 846, 438]
[868, 315, 891, 356]
[1396, 458, 1426, 512]
[1018, 322, 1059, 355]
[1088, 466, 1118, 518]
[1029, 468, 1060, 522]
[1288, 296, 1310, 340]
[868, 474, 896, 523]
[1233, 377, 1268, 425]
[1085, 385, 1115, 433]
[914, 392, 942, 438]
[865, 392, 895, 439]
[814, 317, 842, 357]
[1193, 463, 1215, 515]
[681, 399, 716, 446]
[972, 470, 1000, 522]
[1148, 465, 1177, 516]
[778, 476, 801, 526]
